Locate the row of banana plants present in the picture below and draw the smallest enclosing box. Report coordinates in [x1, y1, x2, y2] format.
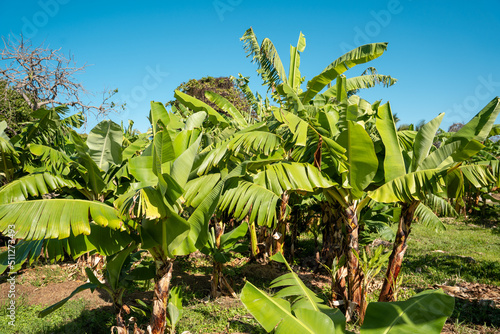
[0, 27, 499, 333]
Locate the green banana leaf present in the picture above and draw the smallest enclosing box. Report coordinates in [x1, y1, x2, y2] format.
[316, 74, 397, 104]
[174, 90, 228, 126]
[184, 111, 207, 130]
[368, 169, 446, 203]
[0, 199, 123, 240]
[376, 102, 406, 182]
[219, 179, 282, 228]
[241, 282, 335, 334]
[150, 101, 170, 134]
[69, 131, 106, 195]
[106, 242, 137, 291]
[0, 173, 79, 204]
[301, 43, 388, 103]
[205, 91, 248, 128]
[337, 121, 378, 198]
[411, 113, 444, 172]
[29, 144, 76, 174]
[288, 32, 306, 91]
[360, 289, 454, 334]
[87, 120, 123, 172]
[122, 133, 151, 161]
[447, 97, 500, 145]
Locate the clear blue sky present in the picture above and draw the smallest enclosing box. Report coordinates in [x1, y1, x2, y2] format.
[1, 0, 499, 132]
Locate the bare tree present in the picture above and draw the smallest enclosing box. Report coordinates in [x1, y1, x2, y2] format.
[0, 35, 119, 121]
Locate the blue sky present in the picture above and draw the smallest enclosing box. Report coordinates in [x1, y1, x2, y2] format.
[1, 0, 499, 132]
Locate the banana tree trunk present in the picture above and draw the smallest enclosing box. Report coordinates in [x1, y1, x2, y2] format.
[111, 308, 127, 333]
[290, 212, 298, 262]
[320, 202, 349, 307]
[272, 192, 290, 256]
[211, 220, 224, 298]
[379, 200, 419, 302]
[148, 257, 174, 334]
[110, 289, 128, 334]
[211, 261, 223, 298]
[321, 202, 344, 268]
[345, 206, 363, 320]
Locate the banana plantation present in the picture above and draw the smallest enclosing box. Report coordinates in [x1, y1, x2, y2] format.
[0, 28, 499, 334]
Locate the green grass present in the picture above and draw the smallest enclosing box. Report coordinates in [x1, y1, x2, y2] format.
[396, 216, 500, 330]
[0, 298, 115, 334]
[402, 218, 500, 287]
[175, 302, 265, 334]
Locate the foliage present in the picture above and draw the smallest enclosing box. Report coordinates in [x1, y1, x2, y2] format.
[0, 80, 33, 136]
[241, 252, 454, 334]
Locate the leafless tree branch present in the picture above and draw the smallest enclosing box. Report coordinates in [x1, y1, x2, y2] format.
[0, 35, 119, 120]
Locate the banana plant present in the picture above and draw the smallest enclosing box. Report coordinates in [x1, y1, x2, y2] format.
[200, 220, 248, 298]
[37, 243, 156, 333]
[0, 113, 164, 333]
[241, 27, 396, 104]
[369, 97, 500, 302]
[241, 252, 454, 334]
[113, 100, 259, 334]
[241, 252, 347, 334]
[0, 116, 136, 274]
[451, 124, 500, 215]
[270, 76, 382, 320]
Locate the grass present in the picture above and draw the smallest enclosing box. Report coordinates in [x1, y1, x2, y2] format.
[0, 298, 115, 334]
[176, 302, 265, 334]
[398, 215, 500, 331]
[403, 218, 500, 287]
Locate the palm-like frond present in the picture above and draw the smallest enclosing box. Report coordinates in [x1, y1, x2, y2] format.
[232, 74, 262, 119]
[122, 133, 150, 161]
[423, 193, 458, 217]
[197, 130, 282, 174]
[414, 202, 446, 232]
[368, 169, 447, 203]
[259, 38, 287, 91]
[240, 27, 261, 64]
[318, 74, 397, 102]
[273, 108, 310, 147]
[240, 252, 344, 333]
[0, 199, 123, 240]
[459, 163, 496, 188]
[29, 144, 80, 174]
[301, 43, 389, 103]
[174, 90, 228, 127]
[0, 173, 79, 203]
[0, 136, 19, 173]
[219, 179, 282, 227]
[397, 130, 417, 152]
[205, 91, 248, 128]
[184, 173, 221, 208]
[240, 28, 287, 95]
[271, 253, 324, 310]
[254, 162, 335, 195]
[0, 224, 132, 274]
[61, 112, 84, 129]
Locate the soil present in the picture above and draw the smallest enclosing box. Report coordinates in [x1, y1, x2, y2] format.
[0, 279, 113, 310]
[435, 282, 500, 306]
